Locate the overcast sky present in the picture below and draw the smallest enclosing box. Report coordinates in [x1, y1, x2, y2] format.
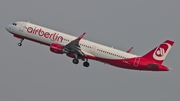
[0, 0, 180, 101]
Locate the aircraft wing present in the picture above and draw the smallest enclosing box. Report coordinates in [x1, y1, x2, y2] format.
[63, 32, 86, 59]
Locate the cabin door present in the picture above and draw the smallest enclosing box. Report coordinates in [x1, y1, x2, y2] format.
[133, 58, 140, 66]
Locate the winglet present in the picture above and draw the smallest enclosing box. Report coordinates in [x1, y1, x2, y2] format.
[77, 32, 86, 41]
[127, 47, 133, 53]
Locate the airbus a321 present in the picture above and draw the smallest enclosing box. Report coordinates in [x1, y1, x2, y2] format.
[5, 21, 174, 71]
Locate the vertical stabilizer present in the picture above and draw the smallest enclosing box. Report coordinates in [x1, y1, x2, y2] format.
[142, 40, 174, 64]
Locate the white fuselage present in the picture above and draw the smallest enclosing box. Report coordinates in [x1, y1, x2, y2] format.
[7, 21, 138, 63]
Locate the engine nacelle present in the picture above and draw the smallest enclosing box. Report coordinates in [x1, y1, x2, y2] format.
[50, 43, 64, 54]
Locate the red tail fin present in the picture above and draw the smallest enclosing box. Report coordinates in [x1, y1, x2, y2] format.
[142, 40, 174, 64]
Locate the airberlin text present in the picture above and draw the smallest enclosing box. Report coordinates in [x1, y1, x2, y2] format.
[27, 27, 63, 42]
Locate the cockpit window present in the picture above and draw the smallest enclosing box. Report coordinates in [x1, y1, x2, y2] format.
[12, 23, 17, 26]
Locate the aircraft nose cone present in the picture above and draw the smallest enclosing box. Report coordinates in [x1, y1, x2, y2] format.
[5, 24, 10, 31]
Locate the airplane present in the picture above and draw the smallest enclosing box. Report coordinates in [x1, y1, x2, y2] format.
[5, 21, 174, 71]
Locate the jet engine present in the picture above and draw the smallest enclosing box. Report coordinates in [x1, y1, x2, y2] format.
[50, 43, 64, 54]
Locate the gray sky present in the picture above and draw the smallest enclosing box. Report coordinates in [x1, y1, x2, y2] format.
[0, 0, 180, 101]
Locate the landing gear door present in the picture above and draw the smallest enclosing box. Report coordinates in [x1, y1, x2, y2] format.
[19, 23, 26, 32]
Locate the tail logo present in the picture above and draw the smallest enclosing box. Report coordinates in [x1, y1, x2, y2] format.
[153, 43, 171, 60]
[156, 48, 165, 56]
